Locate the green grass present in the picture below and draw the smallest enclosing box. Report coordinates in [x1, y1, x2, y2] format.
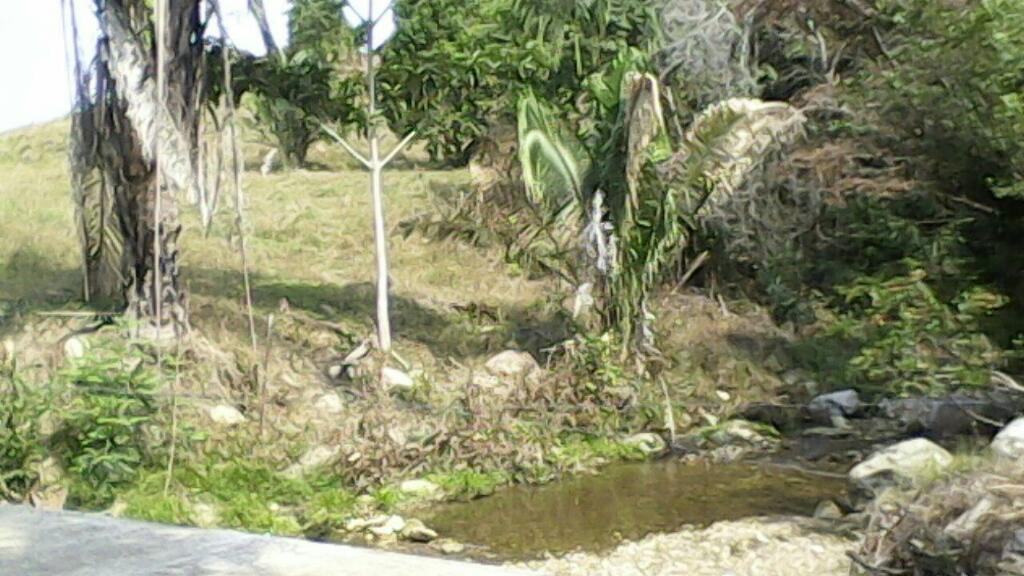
[0, 118, 551, 369]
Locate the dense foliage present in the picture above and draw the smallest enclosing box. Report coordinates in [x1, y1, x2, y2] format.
[869, 0, 1024, 199]
[241, 0, 365, 166]
[377, 0, 658, 162]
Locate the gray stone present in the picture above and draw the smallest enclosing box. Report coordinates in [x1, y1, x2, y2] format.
[382, 367, 415, 390]
[485, 350, 539, 378]
[813, 500, 843, 520]
[848, 438, 953, 496]
[808, 390, 860, 426]
[991, 417, 1024, 460]
[880, 394, 1019, 437]
[400, 519, 438, 543]
[623, 433, 667, 456]
[208, 405, 246, 427]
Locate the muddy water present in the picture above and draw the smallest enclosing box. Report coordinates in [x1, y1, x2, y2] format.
[426, 460, 846, 560]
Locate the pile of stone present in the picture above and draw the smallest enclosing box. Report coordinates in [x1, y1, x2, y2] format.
[851, 417, 1024, 576]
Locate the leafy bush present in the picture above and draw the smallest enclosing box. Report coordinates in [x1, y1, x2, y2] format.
[828, 267, 1010, 396]
[378, 0, 658, 162]
[57, 353, 159, 507]
[0, 377, 48, 500]
[238, 0, 366, 166]
[869, 0, 1024, 198]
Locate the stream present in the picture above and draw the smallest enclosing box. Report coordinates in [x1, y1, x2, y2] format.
[425, 459, 847, 560]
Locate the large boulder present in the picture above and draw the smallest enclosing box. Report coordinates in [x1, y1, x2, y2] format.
[880, 393, 1021, 438]
[849, 438, 954, 496]
[991, 417, 1024, 460]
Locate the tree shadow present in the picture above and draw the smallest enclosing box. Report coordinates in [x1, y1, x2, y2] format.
[0, 248, 105, 337]
[184, 265, 568, 362]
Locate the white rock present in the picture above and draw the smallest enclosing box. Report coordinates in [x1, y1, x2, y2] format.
[369, 515, 406, 536]
[208, 404, 246, 426]
[991, 417, 1024, 460]
[437, 539, 466, 555]
[849, 438, 953, 495]
[63, 336, 86, 360]
[382, 367, 414, 390]
[624, 433, 667, 456]
[399, 479, 440, 498]
[485, 350, 539, 377]
[400, 519, 438, 542]
[314, 393, 344, 415]
[345, 514, 387, 532]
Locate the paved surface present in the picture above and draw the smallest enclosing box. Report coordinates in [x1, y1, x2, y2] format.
[0, 505, 537, 576]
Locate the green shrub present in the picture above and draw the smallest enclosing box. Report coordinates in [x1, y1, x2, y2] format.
[0, 377, 48, 500]
[825, 267, 1011, 396]
[378, 0, 658, 162]
[869, 0, 1024, 198]
[57, 353, 159, 507]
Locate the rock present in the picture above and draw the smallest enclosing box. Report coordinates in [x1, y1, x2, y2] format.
[313, 393, 344, 415]
[813, 500, 844, 520]
[990, 417, 1024, 460]
[327, 364, 345, 379]
[484, 350, 539, 378]
[345, 514, 388, 532]
[848, 438, 953, 496]
[623, 433, 667, 456]
[399, 479, 440, 498]
[808, 390, 860, 427]
[435, 539, 466, 555]
[208, 404, 246, 426]
[62, 336, 86, 360]
[400, 519, 438, 543]
[381, 367, 414, 390]
[368, 515, 406, 537]
[707, 420, 777, 448]
[880, 394, 1019, 437]
[285, 445, 339, 477]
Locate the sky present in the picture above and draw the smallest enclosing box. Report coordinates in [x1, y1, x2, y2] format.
[0, 0, 395, 133]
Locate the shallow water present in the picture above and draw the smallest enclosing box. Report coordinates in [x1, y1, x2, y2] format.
[426, 460, 846, 559]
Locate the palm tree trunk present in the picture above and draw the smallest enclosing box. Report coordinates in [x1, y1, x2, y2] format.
[73, 0, 203, 332]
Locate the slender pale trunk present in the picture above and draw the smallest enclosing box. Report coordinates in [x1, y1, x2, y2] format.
[366, 0, 392, 352]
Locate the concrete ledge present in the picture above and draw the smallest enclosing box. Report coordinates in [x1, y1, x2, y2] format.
[0, 505, 537, 576]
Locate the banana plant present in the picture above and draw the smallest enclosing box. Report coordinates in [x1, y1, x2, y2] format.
[514, 50, 805, 352]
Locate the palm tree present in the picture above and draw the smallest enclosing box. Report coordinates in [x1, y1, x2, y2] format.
[69, 0, 204, 333]
[515, 50, 805, 351]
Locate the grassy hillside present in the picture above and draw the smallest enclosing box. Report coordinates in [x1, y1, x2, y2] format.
[0, 119, 551, 369]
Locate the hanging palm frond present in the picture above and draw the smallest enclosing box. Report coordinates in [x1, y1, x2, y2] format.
[517, 91, 592, 207]
[70, 106, 125, 302]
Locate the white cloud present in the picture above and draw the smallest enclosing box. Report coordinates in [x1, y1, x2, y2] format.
[0, 0, 395, 132]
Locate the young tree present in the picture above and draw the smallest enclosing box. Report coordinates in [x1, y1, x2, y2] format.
[70, 0, 205, 332]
